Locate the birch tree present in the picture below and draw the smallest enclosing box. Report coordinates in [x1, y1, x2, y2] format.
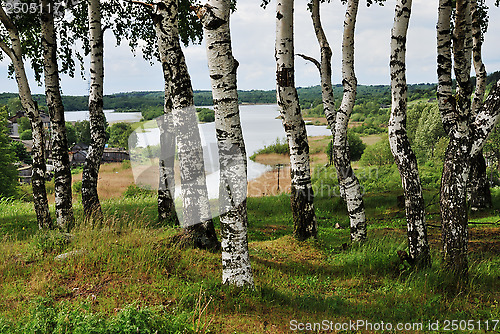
[276, 0, 317, 241]
[467, 0, 491, 210]
[0, 6, 52, 229]
[194, 0, 254, 286]
[40, 0, 74, 231]
[135, 0, 219, 249]
[333, 0, 366, 242]
[437, 0, 500, 279]
[389, 0, 430, 267]
[81, 0, 107, 219]
[297, 0, 368, 242]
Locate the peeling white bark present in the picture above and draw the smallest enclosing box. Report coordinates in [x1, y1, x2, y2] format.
[0, 7, 52, 229]
[197, 0, 254, 287]
[389, 0, 430, 267]
[82, 0, 107, 220]
[276, 0, 317, 241]
[333, 0, 366, 242]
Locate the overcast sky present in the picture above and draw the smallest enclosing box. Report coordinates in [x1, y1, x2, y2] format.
[1, 0, 500, 96]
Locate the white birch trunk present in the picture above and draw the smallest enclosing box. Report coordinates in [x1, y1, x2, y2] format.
[196, 0, 254, 287]
[389, 0, 430, 267]
[0, 8, 52, 229]
[276, 0, 317, 241]
[333, 0, 366, 242]
[467, 0, 491, 210]
[157, 109, 179, 225]
[439, 0, 472, 278]
[40, 0, 74, 231]
[150, 0, 219, 249]
[82, 0, 107, 219]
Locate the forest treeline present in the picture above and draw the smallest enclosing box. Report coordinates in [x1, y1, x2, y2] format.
[3, 72, 499, 113]
[0, 82, 442, 111]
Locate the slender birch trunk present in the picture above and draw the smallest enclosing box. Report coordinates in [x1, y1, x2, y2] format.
[276, 0, 317, 241]
[467, 0, 491, 210]
[196, 0, 254, 286]
[146, 0, 219, 249]
[438, 0, 472, 278]
[389, 0, 430, 268]
[0, 8, 52, 229]
[82, 0, 107, 220]
[40, 0, 74, 231]
[157, 101, 179, 225]
[297, 0, 335, 127]
[333, 0, 366, 242]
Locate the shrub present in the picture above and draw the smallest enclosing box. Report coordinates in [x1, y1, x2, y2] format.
[249, 137, 289, 161]
[196, 108, 215, 123]
[19, 129, 32, 140]
[360, 136, 394, 167]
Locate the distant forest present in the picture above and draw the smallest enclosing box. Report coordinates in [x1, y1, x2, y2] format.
[1, 71, 498, 112]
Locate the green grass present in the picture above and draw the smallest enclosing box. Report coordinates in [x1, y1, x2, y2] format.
[0, 192, 499, 333]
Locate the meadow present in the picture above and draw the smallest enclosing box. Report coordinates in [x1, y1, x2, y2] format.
[0, 184, 499, 333]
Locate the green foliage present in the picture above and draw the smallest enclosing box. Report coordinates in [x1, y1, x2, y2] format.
[19, 129, 32, 140]
[108, 122, 135, 149]
[196, 108, 215, 123]
[141, 106, 163, 121]
[72, 180, 82, 194]
[74, 120, 91, 145]
[10, 141, 31, 164]
[411, 103, 446, 162]
[0, 299, 192, 334]
[360, 136, 394, 167]
[65, 122, 77, 145]
[6, 97, 22, 116]
[0, 108, 18, 198]
[249, 137, 289, 161]
[17, 116, 31, 133]
[326, 131, 366, 162]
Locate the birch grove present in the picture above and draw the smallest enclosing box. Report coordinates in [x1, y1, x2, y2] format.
[0, 7, 52, 229]
[275, 0, 317, 241]
[82, 0, 107, 220]
[389, 0, 430, 267]
[196, 0, 254, 287]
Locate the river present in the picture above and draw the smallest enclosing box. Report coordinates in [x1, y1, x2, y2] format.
[131, 104, 332, 199]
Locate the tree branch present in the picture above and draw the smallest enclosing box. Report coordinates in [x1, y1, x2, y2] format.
[296, 53, 321, 73]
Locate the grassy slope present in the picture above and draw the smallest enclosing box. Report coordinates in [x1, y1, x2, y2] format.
[1, 191, 500, 333]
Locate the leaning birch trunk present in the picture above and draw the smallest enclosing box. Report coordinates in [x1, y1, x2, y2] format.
[333, 0, 366, 242]
[82, 0, 107, 220]
[0, 8, 52, 229]
[389, 0, 431, 267]
[275, 0, 317, 241]
[196, 0, 254, 286]
[150, 0, 219, 249]
[438, 0, 473, 279]
[467, 0, 491, 210]
[40, 0, 74, 231]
